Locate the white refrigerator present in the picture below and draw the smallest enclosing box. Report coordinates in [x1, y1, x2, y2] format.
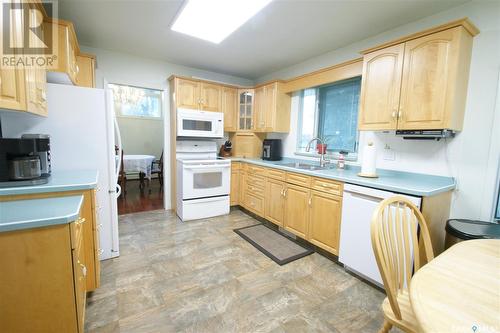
[1, 83, 121, 260]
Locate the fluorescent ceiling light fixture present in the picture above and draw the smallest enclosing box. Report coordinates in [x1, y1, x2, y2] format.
[171, 0, 273, 44]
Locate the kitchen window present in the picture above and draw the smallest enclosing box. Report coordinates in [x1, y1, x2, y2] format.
[296, 77, 361, 160]
[110, 84, 162, 119]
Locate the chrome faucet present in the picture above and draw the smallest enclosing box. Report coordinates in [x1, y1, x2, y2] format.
[305, 137, 329, 167]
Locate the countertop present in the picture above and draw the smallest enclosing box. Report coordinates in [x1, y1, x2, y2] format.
[0, 195, 84, 232]
[230, 157, 455, 197]
[0, 170, 98, 196]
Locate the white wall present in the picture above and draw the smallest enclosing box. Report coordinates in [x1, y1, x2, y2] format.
[80, 46, 253, 209]
[265, 1, 500, 221]
[116, 117, 163, 158]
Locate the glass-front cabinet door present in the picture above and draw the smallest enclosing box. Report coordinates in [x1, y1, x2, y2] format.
[238, 89, 254, 130]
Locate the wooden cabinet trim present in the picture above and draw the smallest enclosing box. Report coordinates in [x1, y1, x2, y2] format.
[361, 17, 478, 54]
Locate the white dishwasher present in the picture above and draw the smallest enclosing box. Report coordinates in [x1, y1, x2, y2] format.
[339, 184, 421, 288]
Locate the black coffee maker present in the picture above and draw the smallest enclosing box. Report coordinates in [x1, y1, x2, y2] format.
[262, 139, 282, 161]
[0, 136, 51, 187]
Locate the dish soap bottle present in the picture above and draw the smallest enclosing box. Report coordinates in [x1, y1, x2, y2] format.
[337, 151, 347, 169]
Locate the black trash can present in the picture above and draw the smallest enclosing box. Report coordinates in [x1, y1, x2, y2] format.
[445, 219, 500, 249]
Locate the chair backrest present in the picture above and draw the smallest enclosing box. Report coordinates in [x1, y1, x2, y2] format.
[370, 195, 434, 320]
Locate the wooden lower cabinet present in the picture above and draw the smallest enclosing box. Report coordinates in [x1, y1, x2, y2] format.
[0, 189, 100, 291]
[230, 168, 240, 206]
[0, 220, 86, 333]
[233, 162, 344, 256]
[283, 184, 310, 239]
[308, 190, 342, 255]
[265, 178, 286, 226]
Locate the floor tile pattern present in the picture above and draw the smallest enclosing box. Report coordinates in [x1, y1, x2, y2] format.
[86, 209, 396, 333]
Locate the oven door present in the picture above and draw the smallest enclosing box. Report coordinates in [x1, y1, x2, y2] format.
[177, 109, 223, 138]
[181, 161, 230, 199]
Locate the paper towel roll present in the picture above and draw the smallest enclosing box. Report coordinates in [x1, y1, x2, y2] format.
[359, 142, 377, 177]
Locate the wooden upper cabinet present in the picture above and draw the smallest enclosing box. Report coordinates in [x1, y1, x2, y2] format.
[253, 86, 266, 132]
[173, 78, 223, 112]
[0, 2, 26, 111]
[238, 89, 254, 131]
[252, 82, 291, 133]
[175, 78, 200, 109]
[398, 27, 471, 130]
[0, 66, 27, 112]
[308, 190, 342, 255]
[200, 82, 222, 111]
[358, 44, 404, 130]
[75, 54, 96, 88]
[44, 19, 80, 85]
[222, 86, 238, 131]
[358, 20, 477, 131]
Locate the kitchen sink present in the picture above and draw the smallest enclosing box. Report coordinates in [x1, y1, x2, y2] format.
[280, 162, 331, 171]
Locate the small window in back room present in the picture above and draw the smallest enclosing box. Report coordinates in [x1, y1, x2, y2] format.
[109, 83, 162, 118]
[296, 77, 361, 159]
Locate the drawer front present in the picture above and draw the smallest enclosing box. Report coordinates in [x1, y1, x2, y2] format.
[70, 217, 85, 250]
[246, 164, 267, 177]
[245, 193, 264, 216]
[231, 162, 241, 170]
[246, 182, 265, 197]
[311, 177, 343, 196]
[246, 174, 265, 189]
[286, 172, 312, 187]
[266, 168, 286, 181]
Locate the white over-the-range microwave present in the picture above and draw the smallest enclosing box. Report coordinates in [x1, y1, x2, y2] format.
[177, 108, 224, 138]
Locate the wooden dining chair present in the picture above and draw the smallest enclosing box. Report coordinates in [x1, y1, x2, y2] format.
[151, 150, 164, 187]
[370, 196, 434, 333]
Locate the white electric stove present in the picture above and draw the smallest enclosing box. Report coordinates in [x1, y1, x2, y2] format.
[176, 140, 231, 221]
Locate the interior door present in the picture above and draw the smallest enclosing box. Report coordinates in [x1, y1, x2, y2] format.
[284, 184, 310, 239]
[200, 82, 222, 112]
[265, 179, 285, 226]
[398, 28, 458, 130]
[358, 44, 404, 130]
[308, 190, 342, 255]
[176, 78, 200, 109]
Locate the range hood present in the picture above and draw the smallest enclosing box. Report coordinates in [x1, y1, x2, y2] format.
[395, 129, 455, 141]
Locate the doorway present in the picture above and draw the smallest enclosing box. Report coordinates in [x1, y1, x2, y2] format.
[108, 83, 165, 215]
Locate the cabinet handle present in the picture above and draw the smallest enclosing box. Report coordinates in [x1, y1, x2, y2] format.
[398, 110, 402, 119]
[78, 260, 87, 277]
[76, 64, 80, 74]
[308, 195, 312, 206]
[283, 188, 287, 197]
[392, 111, 397, 119]
[76, 217, 86, 225]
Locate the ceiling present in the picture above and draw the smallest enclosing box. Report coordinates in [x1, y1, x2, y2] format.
[58, 0, 468, 80]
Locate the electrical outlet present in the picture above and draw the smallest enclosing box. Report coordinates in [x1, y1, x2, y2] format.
[383, 144, 396, 161]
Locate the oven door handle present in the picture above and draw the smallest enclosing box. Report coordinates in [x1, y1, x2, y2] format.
[183, 164, 230, 170]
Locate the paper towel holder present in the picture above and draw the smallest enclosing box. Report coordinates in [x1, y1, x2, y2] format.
[358, 142, 379, 178]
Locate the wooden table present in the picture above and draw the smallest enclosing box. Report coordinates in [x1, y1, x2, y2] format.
[123, 154, 156, 189]
[410, 239, 500, 333]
